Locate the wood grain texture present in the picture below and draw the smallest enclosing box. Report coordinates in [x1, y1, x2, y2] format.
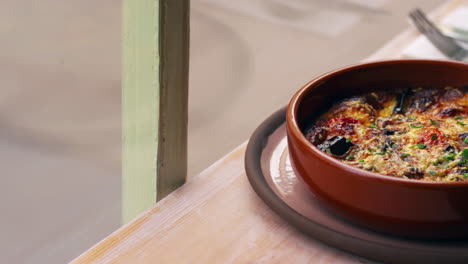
[73, 144, 371, 264]
[75, 0, 466, 262]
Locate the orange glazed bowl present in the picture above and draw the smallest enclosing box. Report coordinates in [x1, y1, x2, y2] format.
[286, 59, 468, 239]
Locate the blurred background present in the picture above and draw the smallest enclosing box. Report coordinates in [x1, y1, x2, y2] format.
[1, 0, 444, 263]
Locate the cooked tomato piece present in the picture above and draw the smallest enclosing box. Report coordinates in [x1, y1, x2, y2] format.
[418, 128, 446, 145]
[328, 116, 358, 135]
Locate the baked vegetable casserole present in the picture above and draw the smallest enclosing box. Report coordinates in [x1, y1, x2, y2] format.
[305, 87, 467, 181]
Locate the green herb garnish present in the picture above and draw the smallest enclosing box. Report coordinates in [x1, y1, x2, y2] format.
[465, 137, 468, 144]
[444, 153, 456, 161]
[368, 148, 376, 153]
[375, 152, 386, 155]
[359, 160, 365, 163]
[431, 134, 438, 140]
[464, 173, 468, 178]
[347, 155, 355, 160]
[455, 116, 463, 120]
[346, 138, 351, 143]
[409, 116, 416, 121]
[457, 121, 466, 126]
[416, 144, 427, 149]
[410, 124, 425, 128]
[368, 123, 377, 129]
[462, 149, 468, 160]
[401, 153, 410, 157]
[429, 171, 437, 176]
[430, 119, 440, 126]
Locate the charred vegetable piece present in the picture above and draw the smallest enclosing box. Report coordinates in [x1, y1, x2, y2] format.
[383, 129, 396, 135]
[409, 89, 436, 113]
[445, 145, 456, 153]
[404, 168, 424, 179]
[317, 136, 354, 157]
[328, 99, 377, 123]
[439, 107, 462, 117]
[392, 89, 409, 114]
[441, 88, 463, 101]
[363, 93, 384, 110]
[305, 126, 328, 145]
[379, 117, 404, 128]
[382, 138, 395, 152]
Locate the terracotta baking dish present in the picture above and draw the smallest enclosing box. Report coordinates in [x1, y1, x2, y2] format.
[286, 59, 468, 239]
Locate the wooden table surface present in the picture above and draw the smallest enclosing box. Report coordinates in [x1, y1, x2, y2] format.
[72, 0, 467, 263]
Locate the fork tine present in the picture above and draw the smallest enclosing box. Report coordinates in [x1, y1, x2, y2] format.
[409, 12, 427, 33]
[411, 10, 436, 33]
[412, 9, 446, 37]
[412, 8, 463, 46]
[410, 10, 434, 33]
[408, 8, 467, 60]
[412, 9, 436, 28]
[415, 9, 443, 33]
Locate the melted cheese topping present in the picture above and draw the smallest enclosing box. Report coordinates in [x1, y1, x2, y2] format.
[306, 87, 467, 181]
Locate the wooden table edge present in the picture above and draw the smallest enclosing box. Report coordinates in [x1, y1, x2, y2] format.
[71, 143, 248, 263]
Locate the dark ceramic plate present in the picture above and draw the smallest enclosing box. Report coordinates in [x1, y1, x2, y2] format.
[245, 107, 468, 264]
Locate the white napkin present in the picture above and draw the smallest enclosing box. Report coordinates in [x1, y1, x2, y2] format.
[402, 7, 468, 60]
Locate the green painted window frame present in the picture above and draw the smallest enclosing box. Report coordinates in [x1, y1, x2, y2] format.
[122, 0, 189, 223]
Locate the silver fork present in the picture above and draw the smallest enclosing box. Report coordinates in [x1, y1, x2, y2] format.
[409, 8, 468, 61]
